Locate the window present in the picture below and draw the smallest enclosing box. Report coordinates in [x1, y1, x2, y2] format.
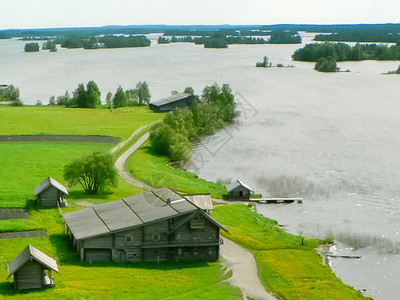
[125, 234, 133, 244]
[177, 248, 182, 255]
[176, 232, 182, 241]
[152, 232, 161, 242]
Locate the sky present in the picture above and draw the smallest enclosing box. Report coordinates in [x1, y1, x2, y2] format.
[1, 0, 400, 30]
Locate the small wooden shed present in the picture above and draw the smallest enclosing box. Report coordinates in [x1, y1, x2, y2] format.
[226, 179, 254, 200]
[34, 177, 68, 207]
[149, 93, 197, 112]
[7, 244, 59, 290]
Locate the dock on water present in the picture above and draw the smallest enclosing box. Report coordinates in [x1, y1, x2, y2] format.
[250, 198, 303, 204]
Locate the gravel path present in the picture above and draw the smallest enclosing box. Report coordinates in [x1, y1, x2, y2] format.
[114, 132, 153, 191]
[221, 238, 276, 300]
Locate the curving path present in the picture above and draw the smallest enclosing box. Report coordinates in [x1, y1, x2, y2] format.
[115, 130, 276, 300]
[221, 238, 276, 300]
[114, 132, 152, 191]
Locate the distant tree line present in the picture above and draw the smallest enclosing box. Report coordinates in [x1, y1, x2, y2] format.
[314, 32, 400, 44]
[292, 41, 400, 62]
[159, 31, 300, 47]
[268, 31, 301, 44]
[48, 81, 151, 108]
[57, 35, 151, 49]
[150, 84, 239, 161]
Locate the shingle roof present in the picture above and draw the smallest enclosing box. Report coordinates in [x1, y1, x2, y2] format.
[63, 188, 224, 240]
[34, 176, 68, 196]
[226, 179, 254, 193]
[149, 92, 192, 107]
[7, 244, 59, 278]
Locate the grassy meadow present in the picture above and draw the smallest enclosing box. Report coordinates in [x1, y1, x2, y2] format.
[0, 106, 163, 140]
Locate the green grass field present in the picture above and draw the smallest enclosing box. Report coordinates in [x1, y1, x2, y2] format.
[0, 106, 163, 140]
[212, 205, 368, 300]
[0, 236, 242, 299]
[126, 142, 227, 199]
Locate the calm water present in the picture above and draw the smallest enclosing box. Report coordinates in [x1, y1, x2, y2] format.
[1, 33, 400, 299]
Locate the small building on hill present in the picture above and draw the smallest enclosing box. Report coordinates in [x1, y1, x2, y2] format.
[149, 93, 197, 112]
[182, 193, 213, 214]
[63, 187, 227, 263]
[7, 244, 59, 290]
[34, 177, 68, 207]
[226, 179, 254, 200]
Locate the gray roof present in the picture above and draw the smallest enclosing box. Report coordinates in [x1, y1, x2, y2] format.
[34, 176, 68, 196]
[183, 194, 214, 210]
[149, 92, 193, 107]
[63, 187, 225, 240]
[226, 179, 254, 193]
[7, 244, 59, 278]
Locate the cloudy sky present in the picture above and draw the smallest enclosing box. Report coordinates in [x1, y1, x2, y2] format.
[1, 0, 399, 29]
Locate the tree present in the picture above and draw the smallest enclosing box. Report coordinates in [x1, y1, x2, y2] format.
[0, 85, 20, 101]
[184, 87, 194, 95]
[315, 56, 338, 72]
[134, 81, 151, 105]
[112, 86, 127, 108]
[106, 92, 113, 107]
[64, 152, 118, 194]
[72, 81, 101, 108]
[24, 42, 39, 52]
[48, 95, 56, 105]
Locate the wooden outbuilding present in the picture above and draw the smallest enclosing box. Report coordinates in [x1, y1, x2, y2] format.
[7, 244, 59, 290]
[149, 93, 197, 112]
[63, 188, 227, 263]
[34, 177, 68, 207]
[226, 179, 254, 200]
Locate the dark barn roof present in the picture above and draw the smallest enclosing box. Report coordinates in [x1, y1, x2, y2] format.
[63, 188, 226, 240]
[150, 92, 193, 107]
[7, 244, 59, 278]
[34, 176, 68, 196]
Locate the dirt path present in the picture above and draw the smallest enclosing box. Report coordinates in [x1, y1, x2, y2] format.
[221, 238, 276, 300]
[114, 132, 153, 191]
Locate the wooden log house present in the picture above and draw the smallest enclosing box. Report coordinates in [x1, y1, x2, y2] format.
[7, 244, 59, 290]
[226, 179, 254, 200]
[34, 177, 68, 207]
[63, 188, 226, 263]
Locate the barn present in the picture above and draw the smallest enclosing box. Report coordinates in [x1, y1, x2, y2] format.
[34, 177, 68, 207]
[7, 244, 59, 290]
[226, 179, 254, 200]
[149, 93, 197, 112]
[63, 187, 227, 263]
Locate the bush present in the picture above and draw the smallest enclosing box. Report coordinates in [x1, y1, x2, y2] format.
[315, 56, 338, 72]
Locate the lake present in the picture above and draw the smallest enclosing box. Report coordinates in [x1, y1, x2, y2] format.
[1, 33, 400, 299]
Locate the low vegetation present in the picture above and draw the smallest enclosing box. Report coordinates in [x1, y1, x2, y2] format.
[150, 84, 238, 161]
[24, 42, 40, 52]
[212, 205, 368, 299]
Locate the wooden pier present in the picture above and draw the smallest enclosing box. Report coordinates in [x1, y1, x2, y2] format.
[250, 198, 303, 204]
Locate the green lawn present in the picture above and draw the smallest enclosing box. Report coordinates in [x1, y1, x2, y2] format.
[0, 236, 242, 299]
[126, 142, 227, 199]
[0, 106, 163, 140]
[212, 205, 368, 300]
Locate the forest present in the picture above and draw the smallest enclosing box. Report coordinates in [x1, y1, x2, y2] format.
[314, 32, 400, 43]
[292, 41, 400, 62]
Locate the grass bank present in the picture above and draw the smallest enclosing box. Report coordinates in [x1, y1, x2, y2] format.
[126, 141, 227, 199]
[212, 205, 368, 299]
